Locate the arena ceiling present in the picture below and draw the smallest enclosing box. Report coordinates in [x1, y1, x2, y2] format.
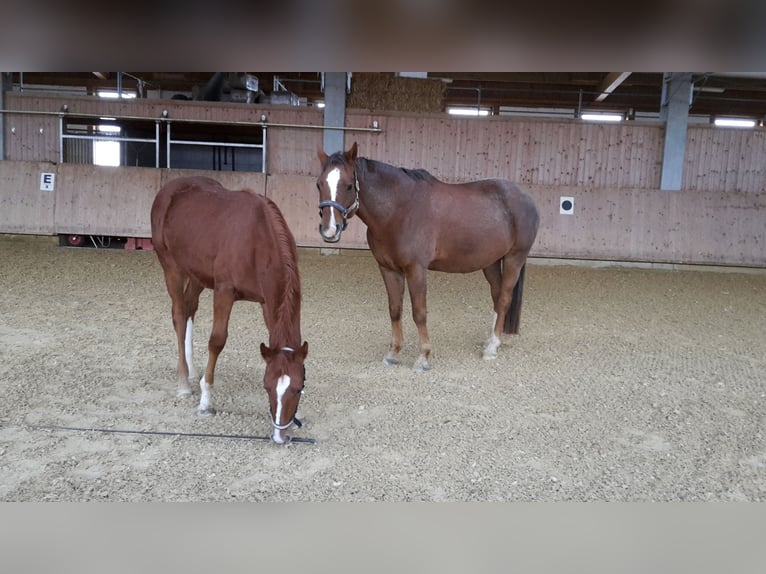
[10, 72, 766, 120]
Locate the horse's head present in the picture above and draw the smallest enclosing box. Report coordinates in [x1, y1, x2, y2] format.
[316, 141, 360, 243]
[260, 342, 309, 444]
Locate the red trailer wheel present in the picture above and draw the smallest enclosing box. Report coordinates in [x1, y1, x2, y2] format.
[65, 235, 84, 247]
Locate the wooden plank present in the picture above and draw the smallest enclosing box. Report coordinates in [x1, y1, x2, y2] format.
[159, 169, 266, 197]
[0, 160, 57, 233]
[54, 164, 161, 236]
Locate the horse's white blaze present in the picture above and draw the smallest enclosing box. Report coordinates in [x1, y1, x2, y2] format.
[199, 376, 213, 412]
[322, 167, 341, 236]
[271, 374, 292, 443]
[184, 318, 196, 379]
[275, 374, 291, 424]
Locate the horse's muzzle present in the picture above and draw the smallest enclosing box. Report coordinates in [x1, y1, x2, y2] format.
[319, 223, 343, 243]
[271, 415, 303, 444]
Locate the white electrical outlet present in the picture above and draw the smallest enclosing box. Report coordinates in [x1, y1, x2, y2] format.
[560, 196, 574, 215]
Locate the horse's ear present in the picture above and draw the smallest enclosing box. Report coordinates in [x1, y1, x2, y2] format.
[300, 341, 309, 358]
[346, 142, 358, 163]
[260, 342, 274, 360]
[317, 147, 329, 166]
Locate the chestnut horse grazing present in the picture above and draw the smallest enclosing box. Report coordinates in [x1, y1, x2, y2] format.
[316, 143, 539, 372]
[151, 176, 308, 443]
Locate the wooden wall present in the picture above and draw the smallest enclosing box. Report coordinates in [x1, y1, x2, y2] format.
[684, 125, 766, 192]
[346, 112, 666, 189]
[0, 160, 57, 234]
[530, 184, 766, 266]
[2, 92, 766, 267]
[2, 160, 763, 267]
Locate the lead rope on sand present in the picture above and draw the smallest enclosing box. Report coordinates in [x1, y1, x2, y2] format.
[18, 424, 316, 444]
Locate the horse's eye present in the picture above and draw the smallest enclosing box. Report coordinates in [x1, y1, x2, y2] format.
[346, 184, 353, 192]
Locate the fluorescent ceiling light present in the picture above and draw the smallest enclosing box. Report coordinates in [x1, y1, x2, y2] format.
[694, 86, 725, 93]
[97, 90, 136, 99]
[714, 118, 755, 128]
[448, 107, 490, 117]
[581, 112, 623, 122]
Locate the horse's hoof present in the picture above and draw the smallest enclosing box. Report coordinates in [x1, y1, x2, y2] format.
[271, 432, 291, 445]
[383, 356, 400, 366]
[197, 407, 216, 417]
[413, 359, 431, 373]
[482, 351, 497, 360]
[176, 387, 193, 398]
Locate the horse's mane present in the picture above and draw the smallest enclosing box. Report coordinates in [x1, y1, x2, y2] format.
[263, 197, 301, 345]
[401, 167, 435, 182]
[360, 157, 437, 184]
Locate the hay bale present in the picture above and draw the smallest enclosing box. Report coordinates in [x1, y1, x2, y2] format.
[348, 73, 445, 113]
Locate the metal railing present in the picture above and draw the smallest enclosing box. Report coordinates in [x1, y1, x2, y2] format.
[1, 107, 383, 171]
[165, 120, 266, 173]
[57, 112, 267, 172]
[59, 118, 162, 166]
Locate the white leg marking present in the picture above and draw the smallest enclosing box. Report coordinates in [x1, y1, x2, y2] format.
[184, 318, 198, 381]
[483, 312, 501, 360]
[198, 376, 215, 416]
[383, 350, 400, 366]
[413, 354, 430, 373]
[322, 167, 341, 239]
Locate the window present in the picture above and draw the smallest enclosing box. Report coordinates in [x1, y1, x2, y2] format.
[92, 90, 135, 166]
[93, 125, 121, 166]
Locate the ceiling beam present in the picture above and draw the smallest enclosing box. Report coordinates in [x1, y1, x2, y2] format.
[594, 72, 631, 102]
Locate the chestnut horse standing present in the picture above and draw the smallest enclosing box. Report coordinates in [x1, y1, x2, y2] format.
[151, 176, 308, 443]
[316, 143, 539, 372]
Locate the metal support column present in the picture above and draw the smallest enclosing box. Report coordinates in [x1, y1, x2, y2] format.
[155, 120, 160, 168]
[659, 72, 693, 191]
[322, 72, 348, 154]
[0, 72, 6, 160]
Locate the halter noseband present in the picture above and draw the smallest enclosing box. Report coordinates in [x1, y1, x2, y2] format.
[318, 169, 360, 232]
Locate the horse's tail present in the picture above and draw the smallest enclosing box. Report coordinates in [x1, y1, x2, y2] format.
[503, 263, 526, 335]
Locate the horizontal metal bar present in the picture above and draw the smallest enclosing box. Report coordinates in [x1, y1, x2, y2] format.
[62, 133, 156, 144]
[168, 139, 264, 149]
[0, 109, 158, 122]
[0, 108, 383, 132]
